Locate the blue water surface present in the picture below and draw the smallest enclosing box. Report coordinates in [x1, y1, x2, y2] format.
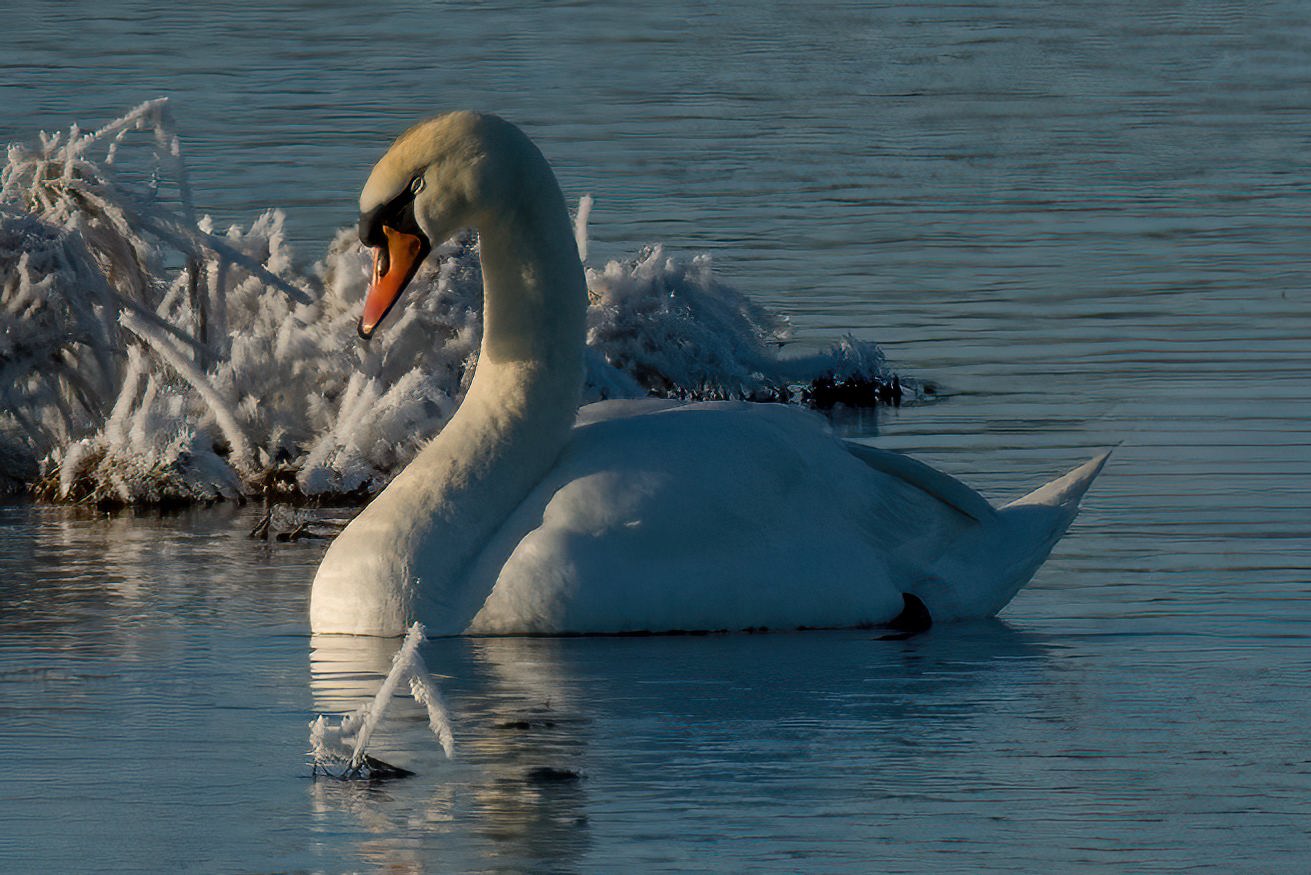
[2, 1, 1309, 871]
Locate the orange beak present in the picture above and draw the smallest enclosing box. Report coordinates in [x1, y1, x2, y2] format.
[359, 225, 430, 339]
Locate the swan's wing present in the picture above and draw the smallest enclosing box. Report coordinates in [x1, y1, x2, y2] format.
[461, 401, 1095, 635]
[463, 401, 915, 634]
[574, 397, 686, 426]
[841, 441, 997, 524]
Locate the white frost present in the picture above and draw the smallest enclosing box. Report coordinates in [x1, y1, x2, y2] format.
[1, 101, 904, 504]
[308, 621, 455, 773]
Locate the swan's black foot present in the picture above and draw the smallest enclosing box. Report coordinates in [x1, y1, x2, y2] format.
[879, 592, 933, 641]
[357, 755, 416, 780]
[313, 754, 416, 782]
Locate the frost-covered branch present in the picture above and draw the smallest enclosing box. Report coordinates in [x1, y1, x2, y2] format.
[2, 101, 908, 506]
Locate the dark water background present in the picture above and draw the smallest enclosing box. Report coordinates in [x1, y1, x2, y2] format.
[2, 1, 1309, 871]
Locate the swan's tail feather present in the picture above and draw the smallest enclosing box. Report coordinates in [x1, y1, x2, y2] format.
[915, 450, 1111, 622]
[1003, 449, 1111, 512]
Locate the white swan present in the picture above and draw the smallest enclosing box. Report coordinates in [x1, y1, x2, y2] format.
[309, 112, 1107, 638]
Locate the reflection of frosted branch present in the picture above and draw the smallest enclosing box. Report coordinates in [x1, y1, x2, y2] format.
[409, 669, 457, 760]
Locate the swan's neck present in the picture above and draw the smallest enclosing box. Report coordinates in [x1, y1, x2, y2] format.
[477, 199, 587, 370]
[465, 184, 589, 446]
[373, 184, 587, 634]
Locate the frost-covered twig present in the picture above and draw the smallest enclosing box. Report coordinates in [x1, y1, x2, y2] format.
[309, 622, 455, 780]
[2, 102, 908, 506]
[120, 310, 253, 473]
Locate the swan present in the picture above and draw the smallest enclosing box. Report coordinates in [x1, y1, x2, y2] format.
[309, 112, 1107, 638]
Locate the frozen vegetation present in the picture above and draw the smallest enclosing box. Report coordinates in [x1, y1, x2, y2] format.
[0, 101, 907, 507]
[309, 622, 454, 780]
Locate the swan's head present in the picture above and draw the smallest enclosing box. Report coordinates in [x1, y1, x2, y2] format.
[356, 111, 535, 339]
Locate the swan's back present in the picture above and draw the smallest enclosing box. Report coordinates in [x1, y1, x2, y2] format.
[457, 400, 978, 634]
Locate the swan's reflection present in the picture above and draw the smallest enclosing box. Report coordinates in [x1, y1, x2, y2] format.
[309, 633, 593, 872]
[308, 622, 1052, 870]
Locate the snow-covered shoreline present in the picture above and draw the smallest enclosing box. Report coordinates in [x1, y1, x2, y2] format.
[1, 101, 907, 508]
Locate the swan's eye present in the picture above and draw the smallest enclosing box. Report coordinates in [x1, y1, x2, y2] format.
[410, 175, 426, 195]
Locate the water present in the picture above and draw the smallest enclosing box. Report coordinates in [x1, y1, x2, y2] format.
[2, 1, 1310, 871]
[308, 621, 456, 772]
